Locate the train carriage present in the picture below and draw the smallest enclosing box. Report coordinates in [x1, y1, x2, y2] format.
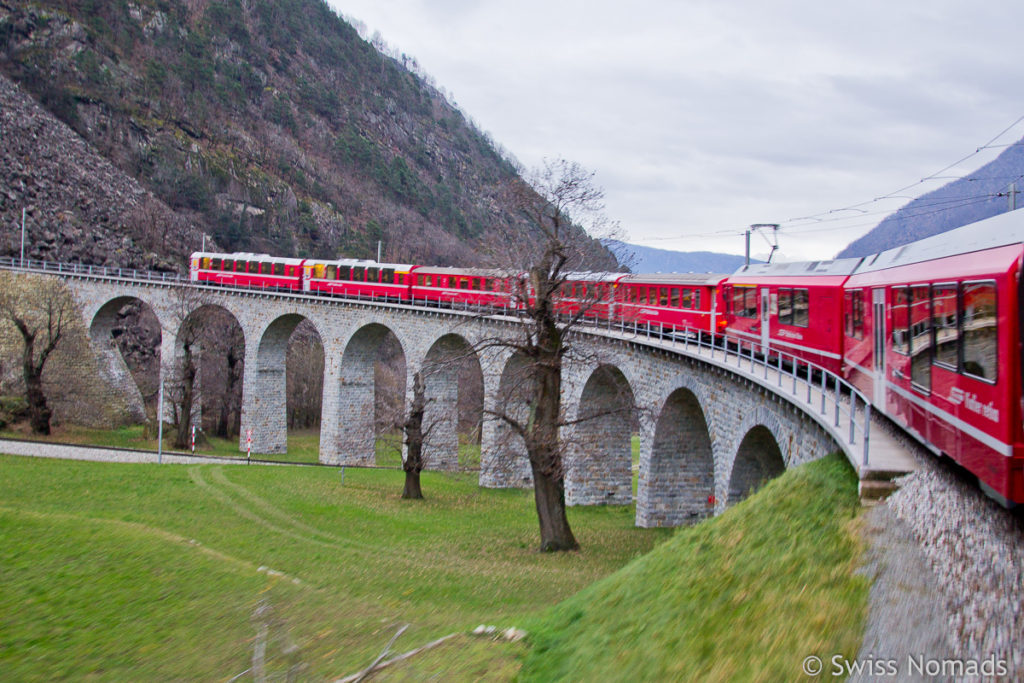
[555, 272, 627, 321]
[304, 258, 414, 300]
[720, 258, 861, 373]
[843, 211, 1024, 505]
[616, 273, 727, 337]
[408, 266, 516, 309]
[190, 252, 306, 290]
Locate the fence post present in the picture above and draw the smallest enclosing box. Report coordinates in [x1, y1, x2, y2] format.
[820, 371, 827, 414]
[862, 403, 871, 467]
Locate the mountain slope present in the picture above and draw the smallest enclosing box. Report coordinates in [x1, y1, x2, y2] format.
[839, 138, 1024, 258]
[0, 72, 199, 270]
[0, 0, 614, 270]
[607, 240, 757, 274]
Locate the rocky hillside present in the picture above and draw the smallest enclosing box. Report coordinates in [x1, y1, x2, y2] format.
[838, 137, 1024, 258]
[0, 72, 199, 270]
[0, 0, 614, 270]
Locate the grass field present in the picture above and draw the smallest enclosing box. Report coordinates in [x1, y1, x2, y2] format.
[0, 453, 671, 680]
[0, 433, 869, 681]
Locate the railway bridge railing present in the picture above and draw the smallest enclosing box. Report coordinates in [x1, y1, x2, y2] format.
[0, 257, 911, 492]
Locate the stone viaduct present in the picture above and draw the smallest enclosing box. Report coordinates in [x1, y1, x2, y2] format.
[52, 267, 853, 527]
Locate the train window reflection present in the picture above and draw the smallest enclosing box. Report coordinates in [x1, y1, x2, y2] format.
[892, 287, 909, 355]
[961, 281, 997, 381]
[793, 289, 809, 327]
[909, 285, 931, 391]
[931, 284, 958, 368]
[778, 288, 793, 324]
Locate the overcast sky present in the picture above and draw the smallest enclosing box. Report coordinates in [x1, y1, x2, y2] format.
[329, 1, 1023, 261]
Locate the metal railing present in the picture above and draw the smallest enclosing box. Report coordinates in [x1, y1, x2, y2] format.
[0, 257, 873, 466]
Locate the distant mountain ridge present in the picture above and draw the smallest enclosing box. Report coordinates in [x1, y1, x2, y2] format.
[838, 137, 1024, 258]
[607, 240, 758, 274]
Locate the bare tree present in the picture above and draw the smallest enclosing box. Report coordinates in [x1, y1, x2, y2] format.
[401, 371, 430, 499]
[482, 159, 624, 552]
[0, 273, 75, 434]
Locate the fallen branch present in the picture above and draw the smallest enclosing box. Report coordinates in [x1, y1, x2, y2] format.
[334, 632, 457, 683]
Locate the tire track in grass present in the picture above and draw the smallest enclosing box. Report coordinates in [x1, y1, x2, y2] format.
[208, 466, 344, 545]
[0, 505, 306, 585]
[189, 466, 340, 550]
[189, 466, 433, 566]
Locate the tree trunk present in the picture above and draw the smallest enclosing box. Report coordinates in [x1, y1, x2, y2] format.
[526, 332, 578, 552]
[20, 333, 51, 435]
[402, 468, 423, 500]
[530, 458, 578, 551]
[402, 371, 426, 499]
[174, 346, 196, 449]
[24, 367, 52, 435]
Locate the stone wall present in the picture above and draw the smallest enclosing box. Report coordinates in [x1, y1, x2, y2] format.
[64, 274, 842, 529]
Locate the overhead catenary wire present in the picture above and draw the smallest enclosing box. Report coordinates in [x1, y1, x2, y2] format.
[632, 115, 1024, 249]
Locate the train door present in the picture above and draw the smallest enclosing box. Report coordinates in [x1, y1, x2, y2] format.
[872, 288, 886, 407]
[760, 287, 771, 352]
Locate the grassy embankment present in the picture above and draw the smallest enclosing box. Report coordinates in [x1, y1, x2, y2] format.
[520, 454, 868, 681]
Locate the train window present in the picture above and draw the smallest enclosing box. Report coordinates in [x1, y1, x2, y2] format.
[961, 281, 997, 381]
[367, 268, 379, 282]
[792, 289, 809, 327]
[248, 261, 258, 274]
[844, 289, 865, 339]
[732, 286, 757, 318]
[931, 283, 958, 368]
[681, 288, 692, 309]
[382, 268, 395, 283]
[909, 285, 932, 391]
[325, 265, 335, 280]
[778, 288, 793, 324]
[670, 288, 680, 307]
[656, 287, 666, 306]
[694, 290, 701, 309]
[892, 287, 910, 355]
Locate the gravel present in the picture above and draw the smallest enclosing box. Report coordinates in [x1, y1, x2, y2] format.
[856, 426, 1023, 681]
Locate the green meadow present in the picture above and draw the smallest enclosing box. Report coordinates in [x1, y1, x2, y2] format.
[0, 446, 867, 681]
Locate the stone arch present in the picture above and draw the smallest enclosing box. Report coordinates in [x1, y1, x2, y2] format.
[87, 295, 163, 424]
[419, 333, 483, 471]
[332, 322, 406, 465]
[637, 386, 715, 526]
[726, 424, 786, 506]
[167, 303, 246, 445]
[480, 349, 534, 487]
[566, 364, 635, 506]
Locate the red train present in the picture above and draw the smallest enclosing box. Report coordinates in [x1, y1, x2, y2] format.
[190, 209, 1024, 506]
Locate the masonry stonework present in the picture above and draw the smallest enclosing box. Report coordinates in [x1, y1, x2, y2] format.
[64, 275, 841, 529]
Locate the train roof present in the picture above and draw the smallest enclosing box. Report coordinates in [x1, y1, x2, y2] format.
[733, 257, 863, 277]
[191, 251, 307, 265]
[412, 265, 509, 278]
[853, 209, 1024, 274]
[620, 272, 728, 285]
[562, 271, 626, 283]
